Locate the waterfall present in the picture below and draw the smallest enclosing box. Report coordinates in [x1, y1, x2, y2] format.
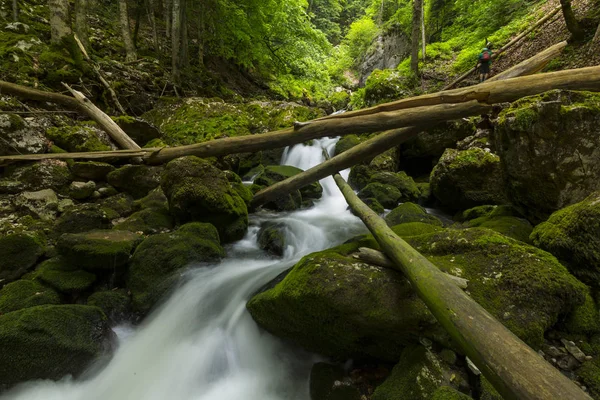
[2, 137, 366, 400]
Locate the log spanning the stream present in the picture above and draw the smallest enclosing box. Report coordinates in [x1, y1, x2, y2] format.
[332, 172, 591, 400]
[2, 65, 600, 165]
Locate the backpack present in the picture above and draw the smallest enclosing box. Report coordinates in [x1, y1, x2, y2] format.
[481, 50, 491, 62]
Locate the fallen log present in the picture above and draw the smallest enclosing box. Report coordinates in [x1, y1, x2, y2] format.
[487, 41, 567, 82]
[352, 247, 469, 289]
[442, 6, 562, 90]
[332, 171, 590, 400]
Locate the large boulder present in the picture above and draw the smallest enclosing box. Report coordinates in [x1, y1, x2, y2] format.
[494, 90, 600, 222]
[161, 156, 249, 242]
[384, 202, 443, 227]
[107, 164, 162, 199]
[57, 230, 142, 272]
[34, 257, 97, 294]
[13, 189, 59, 221]
[127, 222, 225, 313]
[531, 192, 600, 285]
[0, 304, 110, 385]
[370, 171, 420, 203]
[0, 232, 45, 284]
[358, 183, 402, 209]
[53, 203, 114, 234]
[430, 148, 507, 211]
[46, 124, 113, 152]
[257, 223, 287, 257]
[70, 161, 116, 181]
[461, 205, 533, 243]
[87, 289, 131, 323]
[0, 280, 61, 314]
[247, 225, 587, 360]
[0, 160, 72, 195]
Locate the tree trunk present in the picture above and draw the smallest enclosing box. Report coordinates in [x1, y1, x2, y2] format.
[119, 0, 137, 62]
[421, 0, 426, 60]
[488, 41, 567, 82]
[74, 0, 89, 51]
[165, 0, 171, 40]
[332, 173, 590, 400]
[560, 0, 585, 42]
[171, 0, 182, 82]
[133, 0, 143, 48]
[48, 0, 72, 44]
[181, 0, 189, 68]
[411, 0, 422, 75]
[148, 0, 159, 51]
[12, 0, 19, 22]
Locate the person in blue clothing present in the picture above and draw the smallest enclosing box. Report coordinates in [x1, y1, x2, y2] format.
[477, 43, 493, 82]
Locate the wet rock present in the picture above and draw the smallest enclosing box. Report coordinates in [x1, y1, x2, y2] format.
[107, 164, 162, 199]
[0, 232, 45, 284]
[57, 230, 142, 272]
[257, 223, 286, 257]
[87, 289, 131, 323]
[562, 339, 588, 363]
[370, 171, 420, 203]
[254, 165, 323, 211]
[13, 189, 59, 221]
[0, 305, 110, 385]
[557, 354, 580, 371]
[69, 181, 96, 200]
[70, 162, 116, 181]
[0, 279, 61, 314]
[334, 134, 363, 156]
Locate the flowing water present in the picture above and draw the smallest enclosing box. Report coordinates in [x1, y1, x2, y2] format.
[2, 138, 367, 400]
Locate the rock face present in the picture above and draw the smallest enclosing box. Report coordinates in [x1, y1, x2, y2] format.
[357, 26, 410, 85]
[46, 124, 114, 152]
[161, 156, 249, 242]
[127, 222, 225, 313]
[0, 114, 49, 155]
[14, 189, 59, 221]
[0, 232, 45, 283]
[494, 90, 600, 222]
[0, 305, 110, 385]
[70, 162, 116, 181]
[247, 224, 587, 360]
[531, 191, 600, 285]
[430, 148, 507, 211]
[0, 160, 72, 194]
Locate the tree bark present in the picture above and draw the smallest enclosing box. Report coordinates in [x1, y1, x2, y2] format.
[12, 0, 19, 22]
[332, 173, 591, 400]
[133, 0, 143, 48]
[411, 0, 422, 75]
[74, 0, 89, 51]
[181, 1, 189, 68]
[148, 0, 159, 51]
[560, 0, 585, 42]
[421, 0, 426, 60]
[165, 0, 172, 40]
[48, 0, 72, 44]
[171, 0, 182, 82]
[119, 0, 137, 62]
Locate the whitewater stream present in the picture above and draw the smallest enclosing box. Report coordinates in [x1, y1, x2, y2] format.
[2, 137, 367, 400]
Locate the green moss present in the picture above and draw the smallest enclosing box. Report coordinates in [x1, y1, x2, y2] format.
[0, 304, 108, 385]
[114, 208, 174, 234]
[127, 222, 225, 313]
[480, 377, 503, 400]
[364, 69, 418, 106]
[133, 188, 169, 211]
[258, 224, 286, 257]
[431, 386, 473, 400]
[362, 197, 385, 214]
[358, 182, 402, 209]
[334, 134, 363, 155]
[144, 138, 168, 148]
[466, 215, 533, 243]
[34, 257, 97, 294]
[87, 289, 130, 322]
[385, 202, 443, 227]
[0, 280, 61, 314]
[577, 361, 600, 399]
[57, 230, 142, 272]
[53, 203, 113, 234]
[457, 205, 497, 222]
[348, 164, 375, 190]
[46, 125, 111, 153]
[371, 171, 421, 202]
[107, 165, 162, 199]
[0, 232, 45, 283]
[70, 162, 116, 181]
[563, 289, 600, 335]
[391, 222, 445, 237]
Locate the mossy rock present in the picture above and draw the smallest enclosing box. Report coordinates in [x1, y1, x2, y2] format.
[531, 192, 600, 285]
[361, 197, 385, 214]
[480, 376, 503, 400]
[68, 180, 96, 200]
[34, 257, 97, 294]
[87, 289, 131, 323]
[432, 386, 473, 400]
[127, 222, 225, 313]
[430, 148, 507, 211]
[371, 171, 420, 202]
[257, 223, 286, 257]
[330, 90, 351, 111]
[53, 203, 114, 234]
[107, 164, 162, 199]
[70, 161, 116, 181]
[562, 289, 600, 335]
[113, 116, 161, 146]
[364, 69, 417, 106]
[358, 182, 402, 209]
[241, 165, 265, 182]
[98, 193, 135, 218]
[161, 156, 249, 243]
[369, 148, 400, 173]
[57, 230, 142, 272]
[457, 205, 497, 222]
[465, 215, 533, 243]
[0, 304, 109, 385]
[255, 165, 323, 204]
[371, 346, 462, 400]
[0, 279, 61, 314]
[576, 360, 600, 399]
[334, 134, 363, 156]
[385, 202, 443, 227]
[46, 125, 112, 153]
[348, 164, 375, 191]
[0, 161, 72, 195]
[114, 208, 174, 234]
[133, 187, 168, 211]
[224, 170, 253, 206]
[417, 182, 433, 206]
[0, 232, 45, 283]
[309, 362, 362, 400]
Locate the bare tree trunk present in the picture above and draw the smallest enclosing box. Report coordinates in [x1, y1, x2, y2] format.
[421, 0, 426, 60]
[411, 0, 422, 75]
[148, 0, 159, 51]
[74, 0, 89, 51]
[560, 0, 584, 42]
[119, 0, 137, 62]
[48, 0, 72, 44]
[171, 0, 182, 82]
[12, 0, 19, 22]
[197, 5, 204, 66]
[181, 0, 189, 68]
[165, 0, 171, 40]
[133, 0, 143, 48]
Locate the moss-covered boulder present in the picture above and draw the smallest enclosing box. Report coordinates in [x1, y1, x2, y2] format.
[53, 203, 114, 234]
[133, 187, 169, 211]
[430, 148, 507, 211]
[71, 161, 116, 181]
[87, 289, 131, 323]
[363, 69, 417, 106]
[371, 171, 420, 202]
[459, 205, 533, 243]
[0, 304, 110, 385]
[57, 230, 142, 272]
[114, 208, 174, 234]
[348, 164, 374, 191]
[561, 289, 600, 335]
[531, 192, 600, 285]
[358, 183, 402, 209]
[372, 346, 464, 400]
[361, 197, 385, 214]
[161, 156, 249, 242]
[13, 188, 59, 221]
[127, 222, 225, 313]
[334, 134, 363, 155]
[494, 90, 600, 222]
[98, 193, 135, 218]
[107, 164, 162, 199]
[0, 279, 61, 314]
[0, 160, 72, 194]
[257, 223, 286, 257]
[46, 124, 112, 153]
[384, 202, 443, 227]
[68, 180, 96, 200]
[254, 165, 323, 211]
[370, 147, 400, 173]
[224, 170, 253, 206]
[0, 232, 45, 283]
[431, 386, 473, 400]
[34, 257, 97, 294]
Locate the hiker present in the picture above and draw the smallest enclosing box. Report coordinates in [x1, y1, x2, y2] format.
[477, 44, 493, 82]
